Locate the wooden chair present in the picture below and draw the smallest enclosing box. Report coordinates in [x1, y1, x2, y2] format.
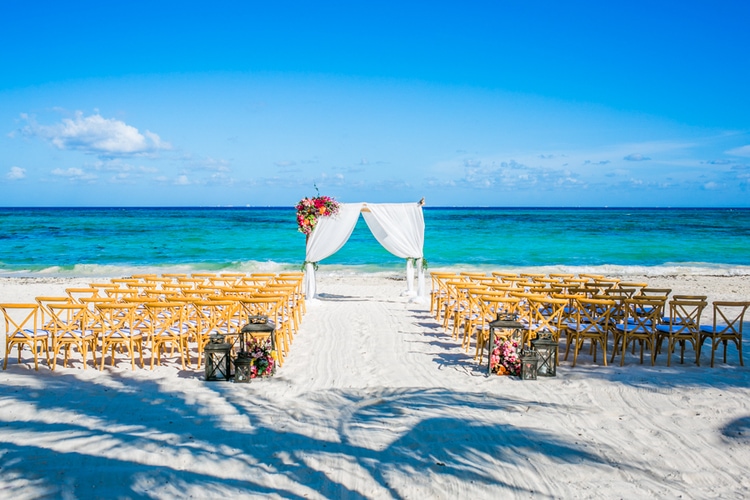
[162, 273, 188, 280]
[583, 281, 615, 296]
[459, 272, 487, 279]
[264, 282, 302, 334]
[548, 273, 574, 280]
[237, 295, 288, 366]
[579, 274, 605, 281]
[1, 303, 50, 370]
[565, 297, 616, 367]
[35, 296, 73, 329]
[191, 272, 217, 279]
[526, 296, 567, 356]
[639, 287, 672, 299]
[429, 272, 458, 322]
[459, 286, 489, 351]
[190, 299, 238, 369]
[46, 303, 97, 370]
[618, 281, 648, 293]
[275, 273, 306, 316]
[440, 279, 469, 331]
[474, 295, 521, 364]
[145, 302, 190, 369]
[655, 298, 707, 366]
[613, 296, 665, 366]
[698, 301, 750, 367]
[103, 287, 140, 302]
[491, 271, 518, 279]
[97, 303, 144, 370]
[451, 283, 486, 340]
[65, 287, 100, 302]
[500, 276, 530, 288]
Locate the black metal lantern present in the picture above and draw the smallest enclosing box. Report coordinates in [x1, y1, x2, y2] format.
[204, 334, 232, 381]
[240, 315, 276, 352]
[233, 353, 253, 383]
[487, 314, 526, 375]
[520, 349, 538, 380]
[531, 333, 558, 377]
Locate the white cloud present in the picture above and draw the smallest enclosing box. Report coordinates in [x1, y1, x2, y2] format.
[50, 167, 97, 182]
[51, 167, 84, 177]
[180, 154, 231, 172]
[274, 160, 297, 168]
[624, 153, 651, 161]
[175, 175, 190, 185]
[19, 111, 170, 156]
[726, 145, 750, 157]
[6, 166, 26, 180]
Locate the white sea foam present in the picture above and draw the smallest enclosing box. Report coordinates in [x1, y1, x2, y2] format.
[2, 261, 749, 279]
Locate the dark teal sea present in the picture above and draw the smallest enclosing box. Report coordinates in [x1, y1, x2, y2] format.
[0, 207, 748, 277]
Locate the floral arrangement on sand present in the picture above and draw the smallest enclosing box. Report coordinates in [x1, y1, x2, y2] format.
[490, 339, 522, 376]
[246, 337, 276, 378]
[296, 195, 340, 236]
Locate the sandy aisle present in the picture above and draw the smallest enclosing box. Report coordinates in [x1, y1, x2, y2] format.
[1, 273, 749, 498]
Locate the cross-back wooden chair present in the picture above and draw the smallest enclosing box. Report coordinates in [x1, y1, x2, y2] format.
[565, 297, 616, 367]
[65, 287, 100, 302]
[46, 302, 97, 370]
[1, 303, 50, 370]
[428, 272, 458, 322]
[474, 295, 521, 364]
[613, 296, 666, 366]
[190, 299, 238, 369]
[145, 301, 190, 369]
[526, 296, 567, 357]
[97, 303, 145, 370]
[655, 298, 707, 366]
[698, 301, 750, 367]
[237, 295, 288, 366]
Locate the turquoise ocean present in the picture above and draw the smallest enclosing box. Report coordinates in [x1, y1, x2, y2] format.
[1, 207, 749, 277]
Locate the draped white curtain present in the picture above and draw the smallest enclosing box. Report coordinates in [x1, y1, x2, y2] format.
[304, 202, 364, 299]
[304, 202, 425, 300]
[362, 203, 425, 299]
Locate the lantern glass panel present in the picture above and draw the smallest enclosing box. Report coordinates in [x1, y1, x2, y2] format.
[521, 351, 538, 380]
[234, 354, 253, 383]
[532, 335, 558, 377]
[204, 338, 232, 381]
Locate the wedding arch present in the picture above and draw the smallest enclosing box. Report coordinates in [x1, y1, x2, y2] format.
[303, 202, 425, 300]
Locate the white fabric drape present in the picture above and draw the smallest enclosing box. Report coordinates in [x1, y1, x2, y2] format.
[362, 203, 425, 299]
[304, 203, 365, 298]
[303, 201, 426, 301]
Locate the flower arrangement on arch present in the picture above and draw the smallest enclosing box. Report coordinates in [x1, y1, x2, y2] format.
[490, 338, 522, 376]
[246, 337, 276, 378]
[296, 195, 340, 236]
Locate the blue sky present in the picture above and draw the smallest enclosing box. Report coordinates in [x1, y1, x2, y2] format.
[2, 1, 749, 207]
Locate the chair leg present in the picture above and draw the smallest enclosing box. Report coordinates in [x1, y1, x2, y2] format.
[739, 339, 745, 367]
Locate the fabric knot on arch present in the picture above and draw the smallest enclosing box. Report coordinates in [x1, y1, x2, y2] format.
[303, 202, 425, 301]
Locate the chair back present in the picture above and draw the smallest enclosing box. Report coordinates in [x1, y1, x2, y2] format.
[710, 301, 750, 336]
[623, 297, 665, 334]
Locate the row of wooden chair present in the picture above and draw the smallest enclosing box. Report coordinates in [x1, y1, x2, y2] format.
[2, 271, 307, 372]
[429, 271, 749, 369]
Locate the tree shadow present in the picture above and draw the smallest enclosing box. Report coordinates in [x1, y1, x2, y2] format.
[0, 370, 633, 497]
[720, 415, 750, 443]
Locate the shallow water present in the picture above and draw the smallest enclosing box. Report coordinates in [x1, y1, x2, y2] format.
[0, 207, 748, 276]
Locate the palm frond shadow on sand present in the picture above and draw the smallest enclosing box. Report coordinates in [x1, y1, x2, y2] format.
[0, 371, 635, 498]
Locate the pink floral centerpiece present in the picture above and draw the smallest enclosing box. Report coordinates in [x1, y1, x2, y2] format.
[246, 337, 276, 379]
[490, 338, 522, 376]
[296, 195, 340, 236]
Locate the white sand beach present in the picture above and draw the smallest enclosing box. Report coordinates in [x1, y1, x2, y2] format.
[1, 272, 750, 498]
